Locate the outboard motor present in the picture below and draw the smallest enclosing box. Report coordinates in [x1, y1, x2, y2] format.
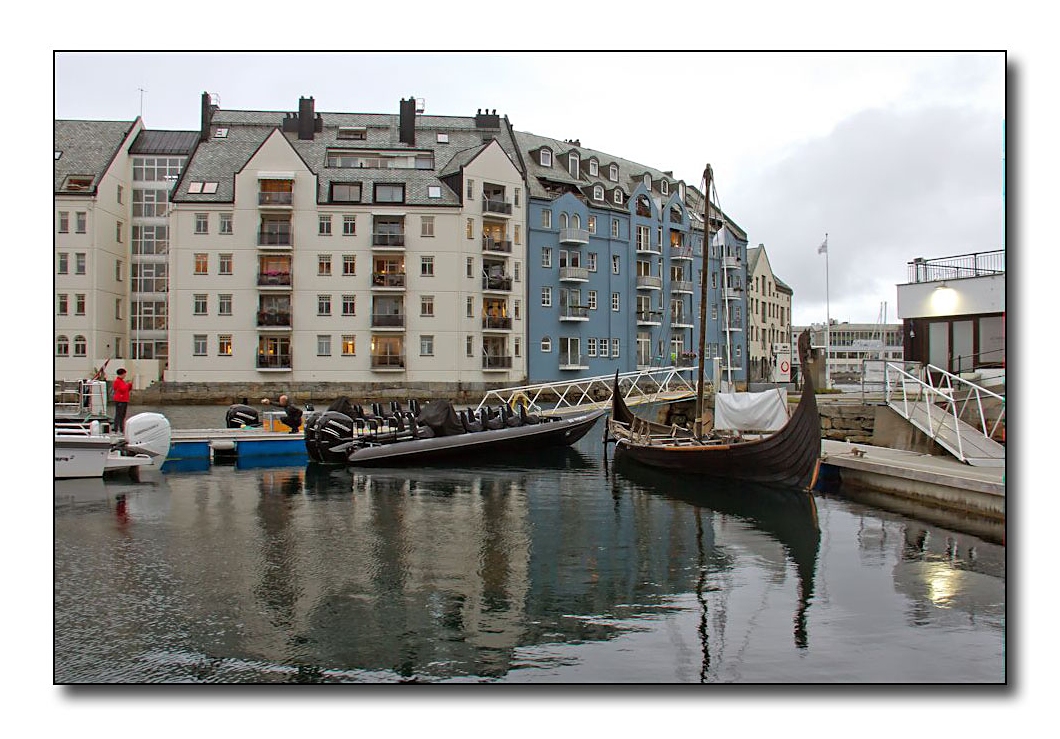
[302, 411, 324, 461]
[314, 411, 356, 464]
[121, 412, 172, 467]
[226, 404, 260, 428]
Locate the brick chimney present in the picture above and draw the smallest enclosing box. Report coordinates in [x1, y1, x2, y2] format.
[298, 96, 316, 140]
[200, 91, 219, 142]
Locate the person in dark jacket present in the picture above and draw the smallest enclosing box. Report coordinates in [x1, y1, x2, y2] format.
[262, 394, 303, 433]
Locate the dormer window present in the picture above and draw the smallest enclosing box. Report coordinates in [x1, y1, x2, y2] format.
[589, 159, 599, 177]
[609, 164, 618, 181]
[593, 185, 604, 201]
[62, 175, 93, 192]
[613, 189, 624, 205]
[660, 180, 669, 195]
[437, 132, 449, 143]
[643, 173, 651, 190]
[540, 149, 552, 167]
[568, 152, 579, 178]
[337, 126, 367, 140]
[679, 182, 685, 200]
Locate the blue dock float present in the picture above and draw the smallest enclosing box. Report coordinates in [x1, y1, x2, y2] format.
[166, 428, 308, 468]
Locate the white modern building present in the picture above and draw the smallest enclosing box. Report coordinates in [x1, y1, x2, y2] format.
[165, 95, 526, 391]
[792, 320, 904, 383]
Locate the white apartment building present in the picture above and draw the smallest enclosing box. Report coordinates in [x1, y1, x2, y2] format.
[54, 119, 143, 382]
[745, 244, 792, 382]
[792, 321, 904, 383]
[166, 95, 526, 390]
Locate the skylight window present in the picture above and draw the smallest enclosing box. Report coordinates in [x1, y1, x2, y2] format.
[214, 128, 229, 138]
[338, 126, 367, 140]
[188, 182, 203, 194]
[63, 176, 93, 191]
[202, 182, 218, 194]
[428, 186, 442, 198]
[55, 151, 62, 160]
[437, 133, 449, 143]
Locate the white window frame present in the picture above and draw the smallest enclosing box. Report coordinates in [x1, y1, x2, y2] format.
[609, 164, 618, 181]
[612, 292, 620, 311]
[589, 159, 599, 177]
[318, 294, 332, 316]
[421, 256, 435, 277]
[218, 294, 232, 316]
[541, 337, 552, 353]
[587, 337, 597, 357]
[569, 152, 579, 178]
[420, 335, 435, 356]
[541, 286, 552, 307]
[593, 185, 603, 201]
[193, 294, 207, 315]
[421, 295, 435, 317]
[542, 247, 552, 268]
[540, 149, 552, 167]
[317, 334, 332, 357]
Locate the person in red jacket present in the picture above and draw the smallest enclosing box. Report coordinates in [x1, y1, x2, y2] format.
[112, 368, 132, 433]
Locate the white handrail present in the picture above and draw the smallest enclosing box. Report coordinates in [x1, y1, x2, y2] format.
[923, 364, 1006, 440]
[475, 365, 699, 414]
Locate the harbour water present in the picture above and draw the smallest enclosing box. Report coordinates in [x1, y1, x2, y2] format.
[53, 405, 1005, 683]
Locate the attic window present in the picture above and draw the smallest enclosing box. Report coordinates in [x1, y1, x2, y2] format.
[63, 176, 93, 192]
[338, 126, 367, 140]
[540, 149, 552, 167]
[660, 180, 669, 195]
[202, 182, 219, 194]
[436, 133, 449, 143]
[609, 164, 618, 181]
[427, 186, 442, 198]
[188, 182, 203, 194]
[54, 151, 62, 160]
[214, 128, 229, 138]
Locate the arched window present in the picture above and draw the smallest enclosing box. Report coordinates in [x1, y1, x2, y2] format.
[588, 159, 599, 176]
[73, 335, 87, 356]
[643, 173, 651, 190]
[541, 336, 552, 353]
[559, 213, 569, 229]
[660, 180, 669, 195]
[572, 214, 581, 229]
[613, 189, 623, 205]
[593, 185, 604, 201]
[568, 152, 579, 178]
[56, 335, 69, 356]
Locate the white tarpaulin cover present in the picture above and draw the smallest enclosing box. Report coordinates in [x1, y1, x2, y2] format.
[713, 389, 790, 432]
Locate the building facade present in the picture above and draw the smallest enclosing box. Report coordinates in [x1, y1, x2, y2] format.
[165, 95, 526, 390]
[56, 94, 760, 391]
[746, 244, 793, 382]
[792, 320, 904, 383]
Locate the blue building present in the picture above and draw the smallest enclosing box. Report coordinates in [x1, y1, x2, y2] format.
[515, 132, 748, 384]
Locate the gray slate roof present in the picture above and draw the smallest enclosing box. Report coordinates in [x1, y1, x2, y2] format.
[174, 107, 524, 207]
[54, 119, 136, 193]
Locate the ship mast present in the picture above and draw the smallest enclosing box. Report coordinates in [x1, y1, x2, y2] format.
[694, 164, 712, 439]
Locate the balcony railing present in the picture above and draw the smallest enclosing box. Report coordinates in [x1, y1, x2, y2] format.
[636, 311, 662, 325]
[258, 231, 292, 247]
[482, 275, 513, 291]
[372, 272, 406, 288]
[482, 315, 513, 330]
[482, 355, 513, 369]
[372, 233, 406, 247]
[256, 311, 291, 327]
[906, 250, 1005, 283]
[671, 244, 697, 260]
[723, 287, 742, 300]
[257, 271, 292, 286]
[258, 192, 293, 206]
[559, 266, 589, 282]
[556, 228, 588, 245]
[371, 313, 406, 328]
[482, 197, 513, 215]
[482, 237, 513, 253]
[722, 255, 741, 269]
[256, 353, 292, 369]
[559, 306, 589, 321]
[724, 317, 744, 331]
[636, 275, 662, 290]
[559, 353, 587, 369]
[635, 242, 661, 255]
[670, 315, 694, 328]
[370, 354, 405, 369]
[670, 279, 694, 293]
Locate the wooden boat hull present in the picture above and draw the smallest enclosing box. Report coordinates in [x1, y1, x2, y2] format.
[609, 365, 821, 490]
[342, 409, 606, 466]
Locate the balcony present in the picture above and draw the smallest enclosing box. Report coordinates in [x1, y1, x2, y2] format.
[636, 275, 662, 291]
[559, 306, 589, 321]
[482, 355, 513, 370]
[482, 237, 512, 254]
[670, 315, 694, 329]
[257, 271, 292, 287]
[372, 272, 406, 289]
[372, 233, 406, 248]
[370, 354, 405, 370]
[559, 228, 589, 245]
[723, 287, 742, 300]
[371, 313, 406, 329]
[636, 311, 661, 326]
[559, 353, 588, 370]
[671, 244, 697, 261]
[559, 266, 589, 282]
[258, 191, 293, 208]
[482, 274, 513, 292]
[256, 311, 291, 327]
[256, 353, 292, 370]
[722, 255, 742, 269]
[482, 197, 513, 216]
[258, 231, 292, 248]
[635, 242, 661, 255]
[670, 279, 694, 294]
[483, 316, 513, 331]
[724, 318, 744, 332]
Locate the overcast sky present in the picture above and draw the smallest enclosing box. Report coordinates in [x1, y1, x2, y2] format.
[54, 51, 1004, 326]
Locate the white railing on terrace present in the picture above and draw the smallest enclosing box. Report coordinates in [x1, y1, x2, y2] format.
[881, 361, 1005, 465]
[475, 366, 699, 415]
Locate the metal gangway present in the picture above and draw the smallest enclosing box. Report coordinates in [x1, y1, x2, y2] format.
[475, 365, 700, 416]
[881, 361, 1005, 467]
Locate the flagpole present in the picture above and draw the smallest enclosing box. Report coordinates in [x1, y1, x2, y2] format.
[824, 233, 830, 389]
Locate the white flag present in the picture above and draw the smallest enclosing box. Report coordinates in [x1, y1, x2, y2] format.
[818, 238, 828, 255]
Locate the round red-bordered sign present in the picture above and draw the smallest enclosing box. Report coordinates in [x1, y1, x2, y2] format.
[780, 360, 790, 373]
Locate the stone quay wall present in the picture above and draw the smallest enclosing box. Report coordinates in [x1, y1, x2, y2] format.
[135, 381, 526, 407]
